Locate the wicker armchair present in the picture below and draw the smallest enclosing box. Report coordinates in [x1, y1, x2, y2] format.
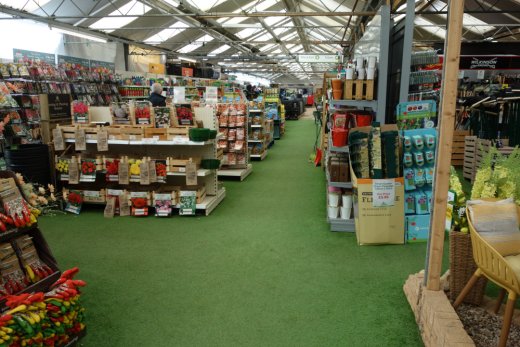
[453, 203, 520, 347]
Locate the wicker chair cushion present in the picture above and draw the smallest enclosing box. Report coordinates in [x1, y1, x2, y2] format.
[468, 198, 520, 256]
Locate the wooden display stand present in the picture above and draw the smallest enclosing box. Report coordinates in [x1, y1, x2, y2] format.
[451, 130, 470, 166]
[343, 80, 375, 101]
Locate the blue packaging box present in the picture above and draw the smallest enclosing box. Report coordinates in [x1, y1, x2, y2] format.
[406, 214, 430, 242]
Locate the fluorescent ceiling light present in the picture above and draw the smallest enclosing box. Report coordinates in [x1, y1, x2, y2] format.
[52, 27, 107, 43]
[179, 56, 196, 63]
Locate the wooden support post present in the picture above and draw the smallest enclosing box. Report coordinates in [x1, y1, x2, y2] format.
[426, 0, 465, 291]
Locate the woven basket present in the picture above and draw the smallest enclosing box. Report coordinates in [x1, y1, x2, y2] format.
[449, 231, 487, 305]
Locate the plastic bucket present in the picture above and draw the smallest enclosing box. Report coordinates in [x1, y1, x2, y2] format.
[328, 193, 340, 207]
[355, 114, 373, 127]
[340, 206, 352, 219]
[342, 194, 353, 208]
[328, 206, 339, 219]
[332, 129, 348, 147]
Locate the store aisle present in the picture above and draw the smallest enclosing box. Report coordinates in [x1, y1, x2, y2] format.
[39, 117, 431, 346]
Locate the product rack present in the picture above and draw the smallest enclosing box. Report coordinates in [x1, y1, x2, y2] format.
[247, 105, 269, 161]
[216, 102, 252, 181]
[54, 107, 226, 216]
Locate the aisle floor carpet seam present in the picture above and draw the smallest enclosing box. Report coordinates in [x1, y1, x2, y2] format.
[39, 109, 444, 346]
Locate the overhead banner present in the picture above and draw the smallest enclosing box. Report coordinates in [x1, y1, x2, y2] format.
[90, 59, 115, 72]
[13, 49, 55, 65]
[297, 54, 340, 63]
[57, 55, 90, 69]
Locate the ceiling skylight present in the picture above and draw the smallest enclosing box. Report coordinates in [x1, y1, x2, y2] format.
[89, 1, 151, 33]
[144, 21, 189, 44]
[0, 0, 51, 12]
[210, 44, 231, 55]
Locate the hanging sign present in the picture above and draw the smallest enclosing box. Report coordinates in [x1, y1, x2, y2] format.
[477, 70, 485, 79]
[13, 49, 55, 65]
[297, 54, 340, 63]
[89, 59, 115, 73]
[205, 86, 218, 104]
[57, 55, 90, 69]
[372, 179, 396, 207]
[173, 87, 186, 103]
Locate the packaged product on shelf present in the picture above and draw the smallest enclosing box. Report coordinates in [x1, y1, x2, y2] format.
[154, 192, 173, 217]
[154, 106, 172, 128]
[80, 158, 97, 182]
[0, 178, 33, 228]
[118, 157, 129, 185]
[0, 64, 9, 78]
[8, 64, 19, 78]
[219, 127, 228, 139]
[17, 64, 30, 77]
[175, 106, 193, 125]
[128, 158, 142, 182]
[227, 152, 237, 165]
[130, 191, 150, 216]
[237, 153, 246, 165]
[134, 101, 153, 126]
[0, 242, 27, 294]
[72, 100, 89, 124]
[218, 139, 228, 149]
[106, 189, 124, 215]
[234, 140, 245, 151]
[155, 160, 167, 183]
[14, 235, 54, 283]
[237, 128, 245, 140]
[179, 190, 196, 215]
[111, 102, 131, 125]
[236, 115, 245, 126]
[228, 128, 236, 141]
[139, 158, 151, 185]
[0, 83, 18, 108]
[63, 189, 83, 215]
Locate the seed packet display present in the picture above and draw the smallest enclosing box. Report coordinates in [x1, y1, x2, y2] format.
[130, 191, 149, 216]
[154, 107, 171, 128]
[64, 189, 83, 215]
[72, 101, 89, 124]
[15, 236, 54, 283]
[56, 157, 69, 180]
[106, 189, 124, 215]
[80, 159, 97, 182]
[0, 242, 27, 294]
[154, 193, 173, 217]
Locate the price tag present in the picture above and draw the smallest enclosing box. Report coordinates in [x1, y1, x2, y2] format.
[68, 161, 79, 184]
[173, 87, 186, 103]
[118, 162, 129, 185]
[52, 128, 65, 151]
[75, 128, 86, 151]
[140, 161, 150, 185]
[119, 193, 131, 217]
[104, 197, 116, 218]
[372, 179, 395, 207]
[185, 161, 197, 186]
[149, 160, 157, 183]
[97, 129, 108, 152]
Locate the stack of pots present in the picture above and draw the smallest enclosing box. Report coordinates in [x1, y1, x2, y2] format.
[331, 113, 350, 147]
[327, 188, 353, 220]
[331, 79, 343, 100]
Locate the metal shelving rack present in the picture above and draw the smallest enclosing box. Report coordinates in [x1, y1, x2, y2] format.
[248, 107, 269, 160]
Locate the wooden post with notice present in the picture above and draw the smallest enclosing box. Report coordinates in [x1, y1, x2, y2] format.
[425, 0, 465, 291]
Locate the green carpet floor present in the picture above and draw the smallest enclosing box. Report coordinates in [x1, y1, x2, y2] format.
[37, 117, 439, 346]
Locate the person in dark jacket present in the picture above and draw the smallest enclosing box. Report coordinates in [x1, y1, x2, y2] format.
[149, 83, 166, 107]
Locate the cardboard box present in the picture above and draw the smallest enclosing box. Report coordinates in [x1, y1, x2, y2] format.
[406, 214, 430, 242]
[351, 170, 405, 245]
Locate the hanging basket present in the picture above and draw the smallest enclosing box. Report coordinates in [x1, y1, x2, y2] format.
[449, 231, 488, 305]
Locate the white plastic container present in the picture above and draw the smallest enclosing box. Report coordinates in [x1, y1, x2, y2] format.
[368, 56, 377, 68]
[328, 192, 340, 207]
[342, 194, 353, 208]
[328, 206, 339, 219]
[346, 68, 354, 80]
[357, 57, 364, 69]
[367, 68, 376, 80]
[357, 68, 366, 80]
[340, 206, 351, 220]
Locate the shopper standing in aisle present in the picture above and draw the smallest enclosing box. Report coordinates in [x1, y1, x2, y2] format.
[149, 83, 166, 107]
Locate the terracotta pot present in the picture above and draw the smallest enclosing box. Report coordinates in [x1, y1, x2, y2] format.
[331, 79, 343, 89]
[332, 89, 343, 100]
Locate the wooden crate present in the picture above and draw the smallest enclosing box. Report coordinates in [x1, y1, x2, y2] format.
[144, 128, 167, 140]
[60, 125, 98, 140]
[120, 127, 144, 141]
[451, 130, 470, 167]
[167, 157, 201, 173]
[463, 136, 476, 181]
[343, 79, 375, 101]
[166, 126, 194, 140]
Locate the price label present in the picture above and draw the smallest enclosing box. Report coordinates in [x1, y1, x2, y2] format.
[52, 128, 65, 151]
[68, 161, 79, 184]
[97, 129, 108, 152]
[149, 160, 157, 183]
[75, 128, 86, 151]
[119, 193, 131, 216]
[104, 197, 116, 218]
[118, 162, 129, 185]
[140, 161, 150, 185]
[185, 162, 197, 186]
